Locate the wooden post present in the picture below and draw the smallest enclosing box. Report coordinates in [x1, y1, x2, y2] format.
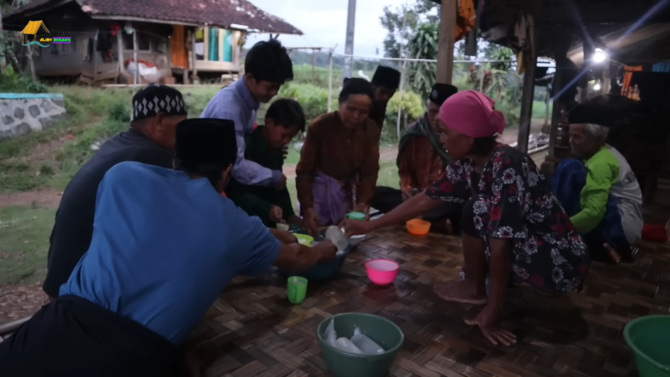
[0, 7, 5, 71]
[133, 27, 139, 85]
[327, 49, 333, 112]
[191, 29, 198, 83]
[516, 11, 539, 153]
[116, 31, 124, 79]
[203, 27, 209, 61]
[547, 69, 563, 157]
[218, 28, 224, 62]
[311, 49, 317, 84]
[93, 30, 99, 84]
[26, 45, 36, 82]
[436, 0, 457, 83]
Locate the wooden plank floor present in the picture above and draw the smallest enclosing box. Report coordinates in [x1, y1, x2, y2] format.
[193, 227, 670, 377]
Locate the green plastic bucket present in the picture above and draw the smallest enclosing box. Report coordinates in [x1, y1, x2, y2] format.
[624, 315, 670, 377]
[317, 313, 404, 377]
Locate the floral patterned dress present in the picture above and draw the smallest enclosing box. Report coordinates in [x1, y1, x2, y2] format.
[425, 145, 590, 293]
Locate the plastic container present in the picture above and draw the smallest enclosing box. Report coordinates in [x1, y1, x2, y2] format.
[279, 232, 351, 281]
[317, 313, 404, 377]
[295, 234, 314, 246]
[346, 212, 366, 220]
[287, 276, 308, 304]
[406, 218, 431, 236]
[365, 259, 399, 286]
[349, 234, 366, 246]
[624, 315, 670, 377]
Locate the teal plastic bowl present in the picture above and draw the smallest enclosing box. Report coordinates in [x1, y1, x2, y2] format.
[624, 315, 670, 377]
[317, 313, 404, 377]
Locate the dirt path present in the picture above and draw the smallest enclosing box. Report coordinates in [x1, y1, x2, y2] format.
[0, 189, 63, 210]
[0, 282, 49, 324]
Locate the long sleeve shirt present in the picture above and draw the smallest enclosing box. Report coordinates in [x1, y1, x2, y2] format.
[225, 127, 295, 227]
[296, 111, 380, 209]
[572, 145, 643, 244]
[200, 79, 282, 187]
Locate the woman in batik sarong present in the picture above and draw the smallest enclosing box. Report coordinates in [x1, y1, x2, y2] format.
[343, 90, 590, 347]
[296, 78, 380, 235]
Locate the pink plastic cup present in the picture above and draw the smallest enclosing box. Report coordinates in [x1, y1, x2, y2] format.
[365, 259, 399, 286]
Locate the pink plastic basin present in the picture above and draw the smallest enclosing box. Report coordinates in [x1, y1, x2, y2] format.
[365, 259, 399, 286]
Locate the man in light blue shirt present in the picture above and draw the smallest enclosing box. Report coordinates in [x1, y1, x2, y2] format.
[0, 118, 335, 377]
[201, 39, 293, 190]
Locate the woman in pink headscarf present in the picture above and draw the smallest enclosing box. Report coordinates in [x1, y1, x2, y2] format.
[343, 90, 589, 347]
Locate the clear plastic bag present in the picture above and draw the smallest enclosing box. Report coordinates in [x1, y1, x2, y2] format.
[350, 327, 385, 355]
[326, 318, 337, 347]
[334, 337, 364, 354]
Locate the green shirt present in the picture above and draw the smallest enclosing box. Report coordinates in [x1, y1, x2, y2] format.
[571, 145, 643, 244]
[225, 127, 295, 227]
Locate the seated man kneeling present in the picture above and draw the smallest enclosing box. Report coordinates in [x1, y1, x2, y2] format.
[226, 99, 304, 228]
[552, 103, 643, 262]
[0, 119, 335, 377]
[371, 83, 462, 233]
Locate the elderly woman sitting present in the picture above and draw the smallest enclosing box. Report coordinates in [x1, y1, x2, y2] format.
[551, 103, 643, 263]
[343, 90, 590, 347]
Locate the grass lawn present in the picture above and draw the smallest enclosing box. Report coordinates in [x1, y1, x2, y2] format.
[0, 205, 56, 285]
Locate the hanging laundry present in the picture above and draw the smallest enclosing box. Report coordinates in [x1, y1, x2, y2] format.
[620, 65, 643, 97]
[508, 13, 535, 75]
[629, 72, 670, 108]
[455, 0, 477, 41]
[110, 23, 121, 37]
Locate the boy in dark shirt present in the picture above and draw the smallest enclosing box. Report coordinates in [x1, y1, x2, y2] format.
[226, 99, 305, 228]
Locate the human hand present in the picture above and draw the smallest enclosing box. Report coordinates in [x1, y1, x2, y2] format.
[287, 215, 304, 229]
[271, 228, 298, 244]
[341, 219, 371, 237]
[401, 187, 414, 201]
[312, 240, 337, 263]
[282, 144, 289, 160]
[465, 307, 517, 346]
[303, 207, 320, 236]
[269, 206, 284, 224]
[275, 174, 288, 191]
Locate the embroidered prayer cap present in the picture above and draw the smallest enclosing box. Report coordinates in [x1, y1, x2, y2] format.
[371, 66, 401, 90]
[439, 90, 506, 138]
[568, 103, 615, 127]
[429, 84, 458, 106]
[131, 84, 187, 121]
[176, 119, 237, 169]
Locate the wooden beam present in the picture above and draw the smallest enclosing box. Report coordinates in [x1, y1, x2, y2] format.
[191, 29, 198, 83]
[93, 30, 99, 84]
[436, 0, 457, 83]
[203, 27, 209, 61]
[517, 11, 539, 153]
[133, 26, 139, 85]
[218, 29, 224, 62]
[116, 31, 124, 77]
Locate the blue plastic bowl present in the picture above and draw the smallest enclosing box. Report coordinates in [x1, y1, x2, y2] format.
[279, 231, 351, 281]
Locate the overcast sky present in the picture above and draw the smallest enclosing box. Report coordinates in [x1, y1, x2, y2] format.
[245, 0, 407, 57]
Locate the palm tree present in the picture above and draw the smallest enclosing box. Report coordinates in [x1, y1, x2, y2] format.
[408, 23, 438, 100]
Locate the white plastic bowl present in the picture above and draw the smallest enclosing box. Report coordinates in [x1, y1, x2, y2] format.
[349, 234, 366, 246]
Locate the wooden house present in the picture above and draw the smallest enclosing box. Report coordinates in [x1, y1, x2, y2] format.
[3, 0, 302, 84]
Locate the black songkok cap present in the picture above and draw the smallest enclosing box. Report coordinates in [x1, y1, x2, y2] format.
[371, 66, 401, 90]
[131, 84, 187, 121]
[568, 103, 615, 127]
[429, 84, 458, 106]
[175, 119, 237, 169]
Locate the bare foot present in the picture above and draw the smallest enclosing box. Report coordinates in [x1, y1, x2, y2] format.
[603, 243, 621, 264]
[434, 281, 488, 305]
[465, 307, 517, 346]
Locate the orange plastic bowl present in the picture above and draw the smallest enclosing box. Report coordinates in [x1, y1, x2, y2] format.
[406, 218, 431, 236]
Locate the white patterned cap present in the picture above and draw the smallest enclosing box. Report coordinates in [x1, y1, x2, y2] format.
[131, 84, 187, 121]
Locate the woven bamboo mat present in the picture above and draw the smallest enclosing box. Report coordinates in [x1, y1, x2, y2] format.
[194, 226, 670, 377]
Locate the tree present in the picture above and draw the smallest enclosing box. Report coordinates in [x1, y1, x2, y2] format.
[379, 0, 438, 58]
[408, 23, 438, 99]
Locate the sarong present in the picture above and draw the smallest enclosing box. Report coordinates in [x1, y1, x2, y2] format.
[0, 295, 176, 377]
[299, 171, 355, 226]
